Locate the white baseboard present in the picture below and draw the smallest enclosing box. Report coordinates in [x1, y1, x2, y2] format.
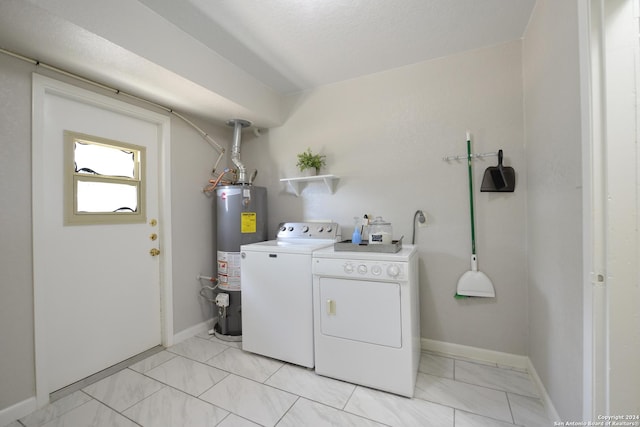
[172, 318, 215, 345]
[421, 338, 560, 422]
[421, 338, 529, 370]
[0, 396, 36, 426]
[527, 358, 561, 423]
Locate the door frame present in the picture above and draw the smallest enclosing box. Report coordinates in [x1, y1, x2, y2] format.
[31, 74, 174, 408]
[580, 0, 640, 418]
[578, 0, 602, 418]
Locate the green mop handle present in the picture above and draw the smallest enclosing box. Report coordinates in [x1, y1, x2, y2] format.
[466, 132, 476, 255]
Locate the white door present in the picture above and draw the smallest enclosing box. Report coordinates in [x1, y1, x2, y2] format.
[32, 75, 171, 396]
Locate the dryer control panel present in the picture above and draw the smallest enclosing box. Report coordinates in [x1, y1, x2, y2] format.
[313, 258, 408, 281]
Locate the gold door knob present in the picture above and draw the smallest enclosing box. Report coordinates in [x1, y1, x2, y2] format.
[150, 233, 158, 241]
[150, 248, 161, 256]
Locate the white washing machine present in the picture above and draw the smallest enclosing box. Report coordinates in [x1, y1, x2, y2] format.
[312, 245, 420, 397]
[240, 222, 340, 368]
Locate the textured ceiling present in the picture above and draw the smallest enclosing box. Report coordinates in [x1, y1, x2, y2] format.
[140, 0, 536, 94]
[0, 0, 536, 125]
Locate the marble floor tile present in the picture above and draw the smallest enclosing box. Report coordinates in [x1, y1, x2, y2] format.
[266, 364, 355, 409]
[217, 414, 262, 427]
[455, 360, 539, 397]
[199, 374, 297, 427]
[508, 393, 550, 426]
[212, 336, 243, 349]
[145, 355, 229, 396]
[82, 368, 165, 412]
[278, 398, 385, 427]
[123, 386, 228, 427]
[194, 331, 243, 349]
[455, 410, 517, 427]
[426, 351, 498, 367]
[414, 372, 513, 423]
[195, 330, 215, 340]
[19, 391, 92, 427]
[206, 347, 284, 383]
[40, 399, 137, 427]
[345, 385, 454, 427]
[167, 337, 228, 362]
[203, 334, 242, 349]
[128, 350, 176, 373]
[419, 352, 455, 379]
[497, 363, 529, 373]
[11, 333, 559, 427]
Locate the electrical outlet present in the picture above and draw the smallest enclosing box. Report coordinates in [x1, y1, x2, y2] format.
[418, 211, 428, 228]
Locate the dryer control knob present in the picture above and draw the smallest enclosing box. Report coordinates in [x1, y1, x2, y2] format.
[344, 263, 354, 273]
[358, 264, 368, 274]
[387, 264, 400, 278]
[371, 265, 382, 276]
[301, 225, 309, 233]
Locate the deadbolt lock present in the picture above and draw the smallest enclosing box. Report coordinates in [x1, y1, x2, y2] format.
[150, 233, 158, 241]
[150, 248, 161, 256]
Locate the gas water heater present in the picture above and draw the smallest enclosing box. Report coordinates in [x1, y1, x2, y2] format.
[214, 119, 267, 339]
[215, 184, 267, 337]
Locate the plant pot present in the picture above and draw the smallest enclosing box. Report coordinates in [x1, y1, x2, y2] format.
[301, 167, 318, 177]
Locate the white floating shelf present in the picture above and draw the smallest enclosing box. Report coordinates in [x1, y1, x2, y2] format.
[280, 174, 339, 196]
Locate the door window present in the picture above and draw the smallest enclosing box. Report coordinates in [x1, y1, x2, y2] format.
[64, 130, 146, 224]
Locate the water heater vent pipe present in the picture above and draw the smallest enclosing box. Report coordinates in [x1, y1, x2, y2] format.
[227, 119, 252, 184]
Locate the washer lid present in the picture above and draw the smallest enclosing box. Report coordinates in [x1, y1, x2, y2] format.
[241, 239, 336, 254]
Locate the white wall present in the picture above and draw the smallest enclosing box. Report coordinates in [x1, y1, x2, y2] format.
[170, 117, 230, 333]
[523, 0, 583, 420]
[242, 41, 529, 355]
[0, 48, 35, 412]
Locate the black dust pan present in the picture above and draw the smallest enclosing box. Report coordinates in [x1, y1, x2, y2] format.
[481, 149, 515, 192]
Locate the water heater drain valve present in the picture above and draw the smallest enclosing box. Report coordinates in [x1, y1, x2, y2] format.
[215, 293, 230, 308]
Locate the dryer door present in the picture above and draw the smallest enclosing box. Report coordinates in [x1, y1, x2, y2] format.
[318, 277, 401, 348]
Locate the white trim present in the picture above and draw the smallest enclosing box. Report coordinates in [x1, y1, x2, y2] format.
[578, 0, 613, 418]
[31, 74, 173, 409]
[0, 397, 36, 426]
[578, 0, 597, 419]
[157, 90, 174, 349]
[421, 338, 528, 370]
[527, 358, 562, 423]
[172, 318, 216, 344]
[32, 73, 50, 408]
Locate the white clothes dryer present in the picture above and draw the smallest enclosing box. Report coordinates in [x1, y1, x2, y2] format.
[240, 222, 340, 368]
[312, 245, 420, 397]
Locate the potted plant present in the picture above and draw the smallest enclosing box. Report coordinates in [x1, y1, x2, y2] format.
[296, 147, 326, 175]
